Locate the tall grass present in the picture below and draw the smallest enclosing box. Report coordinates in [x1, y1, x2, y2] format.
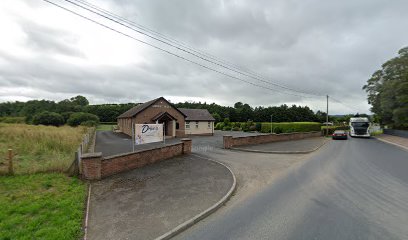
[0, 123, 86, 174]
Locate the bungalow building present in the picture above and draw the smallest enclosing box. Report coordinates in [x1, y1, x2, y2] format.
[117, 97, 215, 138]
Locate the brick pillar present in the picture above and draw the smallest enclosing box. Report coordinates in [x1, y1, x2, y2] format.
[81, 152, 102, 180]
[223, 135, 233, 149]
[181, 138, 192, 154]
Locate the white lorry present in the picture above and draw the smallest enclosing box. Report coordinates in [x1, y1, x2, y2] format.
[349, 117, 370, 137]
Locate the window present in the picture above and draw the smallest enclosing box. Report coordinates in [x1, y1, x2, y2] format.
[196, 121, 199, 129]
[208, 122, 211, 128]
[176, 122, 179, 129]
[186, 121, 190, 129]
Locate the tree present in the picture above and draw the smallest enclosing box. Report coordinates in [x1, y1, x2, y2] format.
[212, 112, 221, 123]
[363, 46, 408, 129]
[70, 95, 89, 106]
[32, 111, 64, 126]
[67, 112, 99, 127]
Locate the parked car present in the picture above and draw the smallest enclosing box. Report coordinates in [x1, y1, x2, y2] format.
[332, 130, 348, 140]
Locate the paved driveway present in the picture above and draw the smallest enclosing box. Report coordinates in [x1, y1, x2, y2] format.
[88, 154, 233, 240]
[95, 130, 261, 156]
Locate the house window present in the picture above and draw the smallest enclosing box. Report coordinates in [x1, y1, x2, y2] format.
[208, 122, 211, 128]
[176, 122, 179, 129]
[196, 121, 199, 129]
[186, 121, 190, 129]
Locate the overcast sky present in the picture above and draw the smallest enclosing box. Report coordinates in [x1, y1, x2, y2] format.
[1, 0, 408, 114]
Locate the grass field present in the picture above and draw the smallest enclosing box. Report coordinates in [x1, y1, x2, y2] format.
[96, 124, 115, 131]
[0, 123, 86, 174]
[0, 173, 86, 239]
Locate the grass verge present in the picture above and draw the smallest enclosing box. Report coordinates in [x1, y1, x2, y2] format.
[0, 173, 86, 240]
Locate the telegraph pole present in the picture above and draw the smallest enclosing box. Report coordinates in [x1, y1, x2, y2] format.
[326, 95, 329, 136]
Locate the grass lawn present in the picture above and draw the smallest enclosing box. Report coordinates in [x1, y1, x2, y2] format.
[0, 123, 86, 174]
[96, 124, 115, 131]
[0, 173, 86, 240]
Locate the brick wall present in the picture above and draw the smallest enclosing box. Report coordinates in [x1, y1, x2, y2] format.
[81, 139, 192, 180]
[223, 131, 322, 149]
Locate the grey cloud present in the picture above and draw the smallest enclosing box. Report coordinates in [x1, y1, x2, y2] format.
[19, 19, 85, 57]
[1, 0, 408, 114]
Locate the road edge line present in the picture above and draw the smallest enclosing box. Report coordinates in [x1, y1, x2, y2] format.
[154, 154, 237, 240]
[375, 137, 408, 152]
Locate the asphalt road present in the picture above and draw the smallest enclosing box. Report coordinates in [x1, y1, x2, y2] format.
[174, 137, 408, 240]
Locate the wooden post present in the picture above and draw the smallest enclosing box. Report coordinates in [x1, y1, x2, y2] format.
[8, 149, 13, 175]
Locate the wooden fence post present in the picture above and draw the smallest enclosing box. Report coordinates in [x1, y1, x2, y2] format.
[8, 149, 13, 175]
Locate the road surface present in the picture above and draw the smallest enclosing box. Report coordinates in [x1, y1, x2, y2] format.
[175, 137, 408, 240]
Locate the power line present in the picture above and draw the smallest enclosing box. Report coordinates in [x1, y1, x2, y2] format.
[42, 0, 321, 99]
[62, 0, 323, 98]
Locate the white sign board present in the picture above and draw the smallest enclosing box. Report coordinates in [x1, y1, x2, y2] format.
[135, 124, 163, 145]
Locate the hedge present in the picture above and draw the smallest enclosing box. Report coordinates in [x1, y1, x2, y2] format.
[216, 121, 322, 133]
[261, 122, 322, 133]
[321, 125, 349, 135]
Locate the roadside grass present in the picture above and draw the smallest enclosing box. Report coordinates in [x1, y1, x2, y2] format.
[0, 173, 86, 240]
[370, 129, 383, 136]
[96, 124, 115, 131]
[0, 123, 86, 174]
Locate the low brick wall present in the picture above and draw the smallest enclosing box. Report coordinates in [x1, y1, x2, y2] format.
[81, 138, 192, 180]
[223, 132, 322, 149]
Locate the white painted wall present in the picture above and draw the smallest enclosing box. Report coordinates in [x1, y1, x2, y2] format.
[185, 121, 213, 135]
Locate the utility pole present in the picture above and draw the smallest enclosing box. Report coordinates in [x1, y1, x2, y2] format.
[326, 95, 329, 136]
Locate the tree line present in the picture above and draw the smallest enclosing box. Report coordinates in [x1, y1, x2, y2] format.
[363, 46, 408, 129]
[0, 95, 358, 127]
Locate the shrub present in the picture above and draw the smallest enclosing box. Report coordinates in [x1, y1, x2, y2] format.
[255, 122, 262, 132]
[61, 111, 74, 123]
[32, 111, 64, 126]
[67, 112, 99, 127]
[233, 122, 241, 128]
[232, 126, 240, 131]
[215, 122, 225, 130]
[223, 126, 232, 131]
[249, 125, 256, 131]
[223, 118, 230, 126]
[260, 122, 322, 133]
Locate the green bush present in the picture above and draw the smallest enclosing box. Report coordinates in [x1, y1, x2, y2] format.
[255, 122, 262, 132]
[233, 122, 241, 128]
[67, 112, 99, 127]
[215, 122, 225, 130]
[61, 111, 74, 123]
[232, 126, 240, 131]
[32, 111, 64, 126]
[223, 126, 232, 131]
[260, 122, 322, 133]
[223, 118, 230, 126]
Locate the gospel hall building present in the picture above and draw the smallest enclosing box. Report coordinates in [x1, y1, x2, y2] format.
[117, 97, 215, 138]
